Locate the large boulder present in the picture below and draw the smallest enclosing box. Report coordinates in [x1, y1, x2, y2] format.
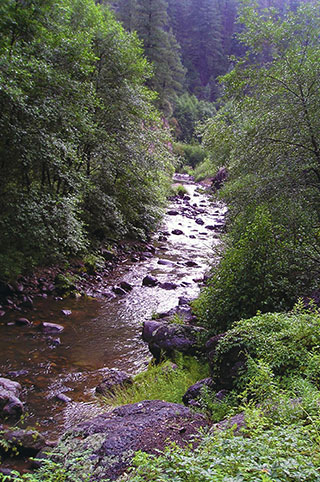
[52, 400, 210, 480]
[0, 378, 23, 420]
[142, 321, 206, 362]
[211, 167, 228, 191]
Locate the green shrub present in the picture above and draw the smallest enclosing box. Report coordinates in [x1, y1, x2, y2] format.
[193, 206, 299, 333]
[169, 184, 189, 198]
[193, 157, 217, 181]
[173, 142, 207, 169]
[129, 421, 320, 482]
[213, 309, 320, 390]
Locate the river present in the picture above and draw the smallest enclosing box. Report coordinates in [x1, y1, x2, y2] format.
[0, 175, 226, 442]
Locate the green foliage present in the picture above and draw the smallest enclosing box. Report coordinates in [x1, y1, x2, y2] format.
[0, 0, 175, 280]
[170, 184, 189, 197]
[174, 142, 207, 170]
[193, 206, 302, 332]
[172, 93, 216, 142]
[214, 309, 320, 387]
[199, 1, 320, 316]
[129, 421, 320, 481]
[128, 317, 320, 481]
[102, 356, 209, 407]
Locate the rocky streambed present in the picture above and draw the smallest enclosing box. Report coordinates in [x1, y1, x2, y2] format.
[0, 174, 227, 476]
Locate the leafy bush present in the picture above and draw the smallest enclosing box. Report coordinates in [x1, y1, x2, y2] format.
[129, 421, 320, 482]
[173, 142, 207, 169]
[193, 206, 301, 333]
[213, 309, 320, 387]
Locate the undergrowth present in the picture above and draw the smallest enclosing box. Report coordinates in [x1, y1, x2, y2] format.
[102, 355, 209, 407]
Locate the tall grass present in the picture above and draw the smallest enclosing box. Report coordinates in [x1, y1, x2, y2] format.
[102, 356, 209, 407]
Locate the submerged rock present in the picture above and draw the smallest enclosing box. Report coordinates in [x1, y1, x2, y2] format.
[53, 400, 209, 481]
[40, 322, 64, 333]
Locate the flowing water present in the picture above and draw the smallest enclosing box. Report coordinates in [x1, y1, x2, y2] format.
[0, 176, 226, 440]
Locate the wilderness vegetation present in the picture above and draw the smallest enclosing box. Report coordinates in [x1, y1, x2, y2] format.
[1, 0, 320, 480]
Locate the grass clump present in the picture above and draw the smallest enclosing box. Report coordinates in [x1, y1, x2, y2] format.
[103, 355, 209, 407]
[169, 184, 189, 198]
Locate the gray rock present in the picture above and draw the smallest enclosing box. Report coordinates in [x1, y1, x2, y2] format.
[185, 261, 198, 267]
[52, 400, 209, 481]
[120, 281, 133, 292]
[15, 317, 32, 326]
[142, 275, 158, 287]
[56, 393, 72, 403]
[142, 321, 206, 362]
[40, 322, 64, 333]
[96, 369, 132, 395]
[0, 378, 21, 397]
[159, 282, 178, 290]
[167, 210, 179, 216]
[172, 229, 183, 235]
[182, 378, 215, 406]
[61, 310, 72, 316]
[0, 388, 23, 420]
[195, 218, 204, 225]
[2, 429, 46, 456]
[112, 286, 127, 296]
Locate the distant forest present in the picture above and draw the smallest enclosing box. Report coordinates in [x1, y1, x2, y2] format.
[107, 0, 304, 105]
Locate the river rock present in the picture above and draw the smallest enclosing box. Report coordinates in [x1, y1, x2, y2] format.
[157, 259, 173, 266]
[167, 210, 179, 216]
[2, 429, 46, 456]
[182, 378, 215, 406]
[40, 322, 64, 333]
[185, 261, 198, 267]
[211, 167, 228, 191]
[53, 400, 210, 481]
[172, 229, 183, 235]
[15, 317, 32, 326]
[112, 286, 127, 296]
[61, 310, 72, 316]
[120, 281, 133, 292]
[142, 275, 158, 287]
[0, 378, 23, 419]
[195, 218, 204, 225]
[0, 378, 21, 397]
[142, 321, 205, 362]
[159, 282, 178, 290]
[206, 334, 246, 390]
[96, 369, 132, 395]
[56, 393, 72, 403]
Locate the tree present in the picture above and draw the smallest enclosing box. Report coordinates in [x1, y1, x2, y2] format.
[197, 1, 320, 327]
[0, 0, 175, 279]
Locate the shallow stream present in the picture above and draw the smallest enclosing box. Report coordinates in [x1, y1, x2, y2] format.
[0, 175, 226, 440]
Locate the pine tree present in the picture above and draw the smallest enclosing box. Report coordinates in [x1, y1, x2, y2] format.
[135, 0, 185, 112]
